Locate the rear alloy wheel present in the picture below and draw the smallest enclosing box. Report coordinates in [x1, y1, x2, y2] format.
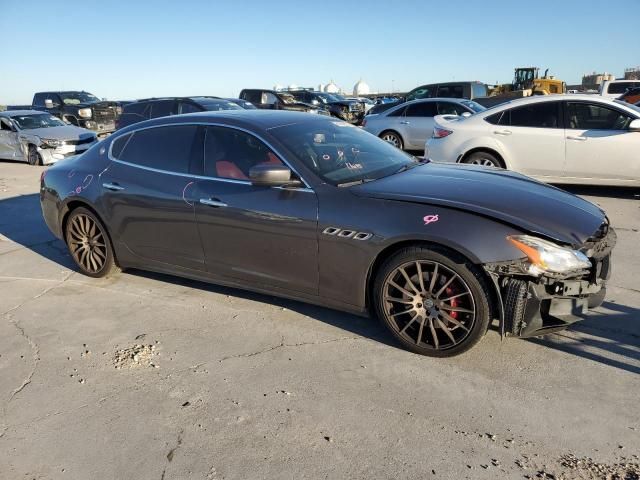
[65, 207, 119, 278]
[380, 131, 404, 150]
[27, 145, 42, 166]
[461, 151, 503, 168]
[373, 247, 491, 357]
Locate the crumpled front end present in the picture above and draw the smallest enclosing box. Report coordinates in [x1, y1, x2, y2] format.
[22, 135, 98, 164]
[484, 223, 616, 337]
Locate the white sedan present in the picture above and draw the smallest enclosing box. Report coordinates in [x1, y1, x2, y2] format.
[363, 98, 485, 150]
[425, 95, 640, 186]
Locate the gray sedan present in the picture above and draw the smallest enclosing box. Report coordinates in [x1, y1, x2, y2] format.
[0, 110, 97, 165]
[362, 98, 485, 150]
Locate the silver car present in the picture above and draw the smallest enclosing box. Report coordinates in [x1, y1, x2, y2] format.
[0, 110, 97, 165]
[362, 98, 485, 150]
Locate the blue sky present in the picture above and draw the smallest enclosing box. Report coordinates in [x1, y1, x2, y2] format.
[0, 0, 637, 103]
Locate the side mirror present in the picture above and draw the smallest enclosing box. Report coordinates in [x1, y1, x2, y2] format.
[44, 99, 54, 108]
[629, 119, 640, 131]
[249, 164, 296, 187]
[311, 99, 319, 105]
[461, 112, 472, 118]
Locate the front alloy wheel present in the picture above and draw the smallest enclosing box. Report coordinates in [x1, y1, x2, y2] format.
[65, 207, 119, 278]
[374, 247, 491, 357]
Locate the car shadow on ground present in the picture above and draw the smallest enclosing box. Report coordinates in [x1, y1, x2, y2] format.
[1, 192, 638, 369]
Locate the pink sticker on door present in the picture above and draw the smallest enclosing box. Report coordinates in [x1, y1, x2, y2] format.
[423, 214, 439, 225]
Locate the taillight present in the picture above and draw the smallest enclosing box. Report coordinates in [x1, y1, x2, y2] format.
[432, 127, 453, 139]
[361, 119, 367, 128]
[40, 170, 47, 184]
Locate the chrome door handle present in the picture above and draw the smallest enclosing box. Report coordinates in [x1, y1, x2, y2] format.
[102, 182, 124, 191]
[199, 198, 227, 208]
[400, 121, 410, 125]
[567, 135, 587, 141]
[493, 129, 512, 136]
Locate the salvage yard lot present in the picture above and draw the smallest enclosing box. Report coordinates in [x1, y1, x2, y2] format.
[1, 161, 638, 479]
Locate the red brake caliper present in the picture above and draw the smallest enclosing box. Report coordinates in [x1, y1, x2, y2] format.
[445, 287, 458, 319]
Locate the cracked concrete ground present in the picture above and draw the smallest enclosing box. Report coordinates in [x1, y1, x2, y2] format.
[0, 161, 638, 479]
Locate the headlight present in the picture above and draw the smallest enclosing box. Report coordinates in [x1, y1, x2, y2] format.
[40, 138, 63, 148]
[507, 235, 591, 276]
[78, 108, 92, 118]
[309, 109, 318, 114]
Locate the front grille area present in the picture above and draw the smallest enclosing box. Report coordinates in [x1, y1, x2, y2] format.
[93, 107, 117, 122]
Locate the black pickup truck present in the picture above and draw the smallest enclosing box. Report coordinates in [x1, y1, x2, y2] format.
[9, 91, 124, 135]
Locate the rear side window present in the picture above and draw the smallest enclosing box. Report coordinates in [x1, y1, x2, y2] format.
[406, 86, 434, 101]
[240, 90, 261, 103]
[436, 85, 464, 98]
[387, 106, 406, 117]
[566, 102, 632, 130]
[179, 102, 201, 114]
[507, 102, 560, 128]
[117, 125, 202, 174]
[149, 100, 175, 119]
[124, 101, 150, 116]
[484, 111, 505, 125]
[607, 82, 640, 94]
[110, 133, 132, 158]
[405, 102, 437, 117]
[437, 102, 467, 115]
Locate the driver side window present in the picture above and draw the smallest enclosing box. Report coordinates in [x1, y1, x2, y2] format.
[204, 127, 284, 181]
[566, 102, 632, 130]
[0, 119, 14, 131]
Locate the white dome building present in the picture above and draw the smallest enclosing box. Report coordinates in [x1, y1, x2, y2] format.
[273, 84, 283, 92]
[353, 79, 370, 96]
[288, 84, 298, 91]
[324, 81, 339, 93]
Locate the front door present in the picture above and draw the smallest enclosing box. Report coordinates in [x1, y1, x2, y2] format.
[564, 101, 639, 182]
[99, 124, 206, 271]
[0, 119, 21, 160]
[492, 101, 565, 178]
[194, 126, 319, 295]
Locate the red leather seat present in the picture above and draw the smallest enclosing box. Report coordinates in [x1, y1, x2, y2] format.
[216, 161, 248, 180]
[262, 152, 282, 165]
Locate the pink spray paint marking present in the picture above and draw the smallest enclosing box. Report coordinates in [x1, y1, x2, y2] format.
[182, 181, 195, 206]
[423, 214, 439, 225]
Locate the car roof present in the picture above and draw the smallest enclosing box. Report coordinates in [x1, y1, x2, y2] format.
[113, 110, 334, 135]
[485, 94, 624, 109]
[0, 109, 47, 117]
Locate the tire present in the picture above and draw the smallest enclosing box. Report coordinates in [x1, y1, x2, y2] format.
[379, 131, 404, 150]
[64, 207, 120, 278]
[27, 145, 42, 166]
[461, 151, 504, 168]
[373, 246, 492, 357]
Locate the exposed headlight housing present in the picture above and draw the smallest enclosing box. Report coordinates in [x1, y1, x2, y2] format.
[507, 235, 591, 276]
[78, 108, 92, 119]
[39, 138, 63, 148]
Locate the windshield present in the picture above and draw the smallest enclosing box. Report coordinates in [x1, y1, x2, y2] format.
[60, 92, 100, 105]
[317, 93, 340, 103]
[269, 120, 418, 186]
[460, 100, 486, 113]
[11, 114, 66, 129]
[201, 100, 243, 111]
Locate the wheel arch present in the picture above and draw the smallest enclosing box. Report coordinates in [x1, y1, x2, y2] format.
[364, 239, 501, 322]
[60, 199, 120, 266]
[459, 147, 507, 168]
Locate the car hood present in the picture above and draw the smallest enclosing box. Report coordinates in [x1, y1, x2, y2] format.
[351, 163, 606, 246]
[19, 125, 96, 140]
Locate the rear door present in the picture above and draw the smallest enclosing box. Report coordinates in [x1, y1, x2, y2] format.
[564, 101, 638, 182]
[403, 102, 438, 149]
[100, 124, 207, 271]
[492, 101, 565, 177]
[193, 126, 319, 294]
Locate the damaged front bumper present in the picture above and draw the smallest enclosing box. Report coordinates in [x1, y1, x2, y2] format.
[484, 227, 616, 338]
[37, 139, 97, 164]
